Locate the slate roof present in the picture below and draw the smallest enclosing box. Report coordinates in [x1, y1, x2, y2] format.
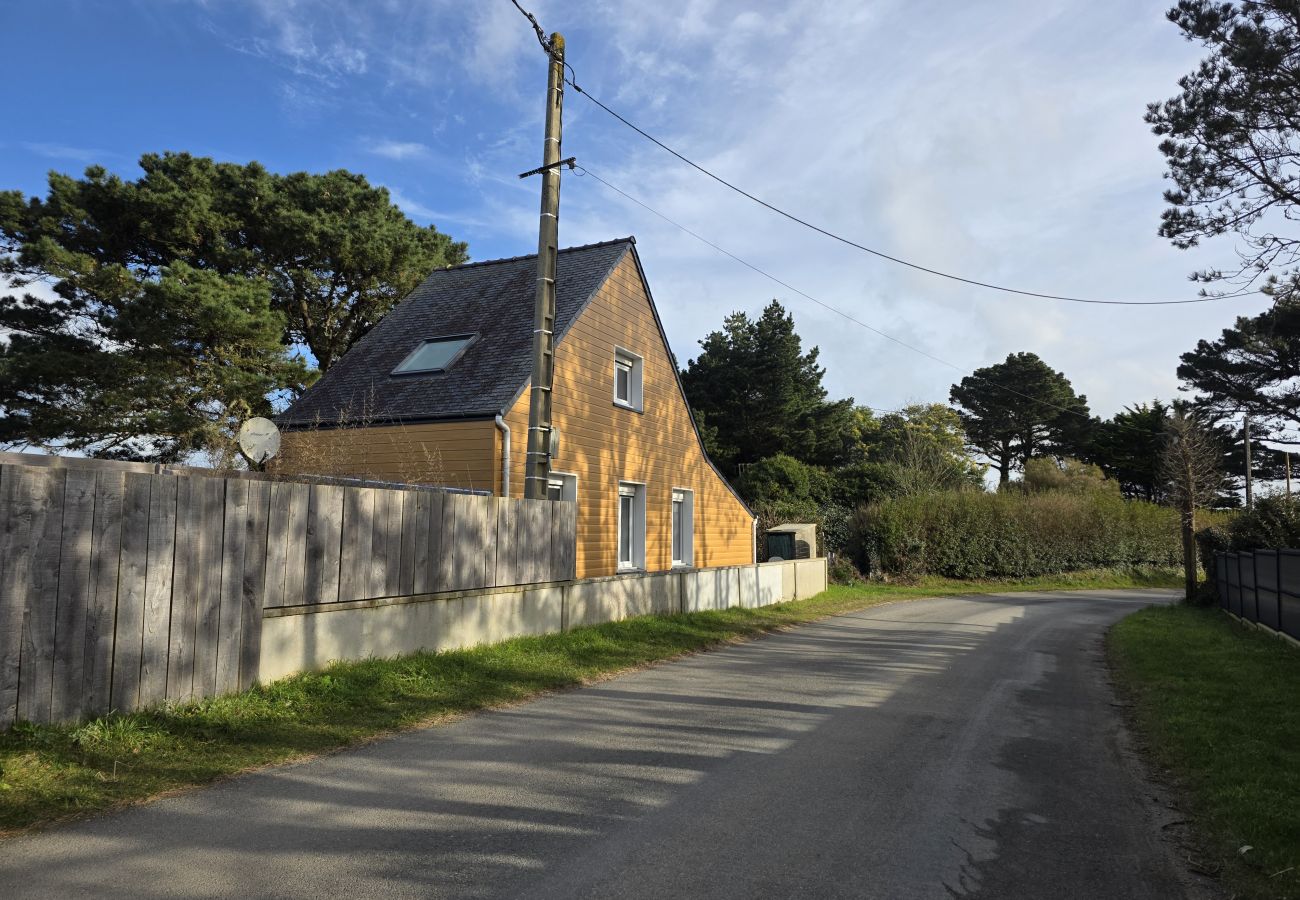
[280, 238, 634, 427]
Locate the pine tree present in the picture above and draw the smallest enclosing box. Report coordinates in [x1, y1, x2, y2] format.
[679, 301, 855, 473]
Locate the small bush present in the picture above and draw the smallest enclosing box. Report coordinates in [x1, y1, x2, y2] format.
[1225, 495, 1300, 551]
[851, 490, 1181, 579]
[827, 553, 863, 585]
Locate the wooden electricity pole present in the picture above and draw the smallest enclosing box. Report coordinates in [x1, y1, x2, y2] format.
[1287, 452, 1293, 499]
[523, 33, 566, 500]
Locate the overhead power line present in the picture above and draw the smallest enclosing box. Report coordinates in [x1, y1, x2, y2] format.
[566, 83, 1257, 307]
[573, 164, 1141, 432]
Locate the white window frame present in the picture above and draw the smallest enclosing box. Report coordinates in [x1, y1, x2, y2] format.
[671, 487, 694, 568]
[613, 347, 644, 412]
[546, 471, 578, 502]
[617, 481, 646, 571]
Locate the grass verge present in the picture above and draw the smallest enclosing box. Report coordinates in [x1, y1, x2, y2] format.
[1110, 605, 1300, 899]
[0, 566, 1178, 836]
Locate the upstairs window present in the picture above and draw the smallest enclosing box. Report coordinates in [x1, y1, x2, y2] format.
[613, 347, 644, 411]
[393, 334, 476, 375]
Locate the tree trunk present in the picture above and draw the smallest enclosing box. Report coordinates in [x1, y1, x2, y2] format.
[1181, 506, 1197, 603]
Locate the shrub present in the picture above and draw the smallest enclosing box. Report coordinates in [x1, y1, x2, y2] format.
[850, 490, 1181, 579]
[1225, 495, 1300, 551]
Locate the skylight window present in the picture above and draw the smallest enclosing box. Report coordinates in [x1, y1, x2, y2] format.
[392, 335, 476, 375]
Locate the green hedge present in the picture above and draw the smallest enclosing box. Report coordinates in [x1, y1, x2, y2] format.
[851, 490, 1181, 579]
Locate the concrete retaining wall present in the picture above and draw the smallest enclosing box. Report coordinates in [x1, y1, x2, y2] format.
[258, 558, 827, 682]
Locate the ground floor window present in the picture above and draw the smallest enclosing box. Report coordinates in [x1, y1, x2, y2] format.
[617, 482, 646, 570]
[546, 471, 577, 502]
[671, 488, 694, 567]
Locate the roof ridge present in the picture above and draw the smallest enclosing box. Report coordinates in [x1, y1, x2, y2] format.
[439, 236, 636, 272]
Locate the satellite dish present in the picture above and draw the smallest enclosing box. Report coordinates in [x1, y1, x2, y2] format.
[238, 417, 281, 465]
[548, 425, 561, 460]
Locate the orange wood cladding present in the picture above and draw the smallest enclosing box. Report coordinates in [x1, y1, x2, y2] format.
[277, 421, 498, 495]
[502, 253, 753, 577]
[276, 248, 755, 578]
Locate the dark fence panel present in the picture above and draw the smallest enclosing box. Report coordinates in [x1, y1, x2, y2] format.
[1216, 549, 1300, 644]
[1241, 554, 1258, 621]
[1226, 553, 1242, 617]
[1282, 551, 1300, 640]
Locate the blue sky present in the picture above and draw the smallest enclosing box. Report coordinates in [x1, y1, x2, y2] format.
[1, 0, 1274, 420]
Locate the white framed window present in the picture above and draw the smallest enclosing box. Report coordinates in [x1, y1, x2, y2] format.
[671, 488, 694, 567]
[392, 333, 477, 375]
[617, 481, 646, 570]
[546, 471, 578, 502]
[613, 347, 644, 411]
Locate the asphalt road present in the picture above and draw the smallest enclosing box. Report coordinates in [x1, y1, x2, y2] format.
[1, 589, 1217, 899]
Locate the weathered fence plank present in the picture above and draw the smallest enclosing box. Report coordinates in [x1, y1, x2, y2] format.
[493, 500, 517, 588]
[367, 488, 391, 599]
[423, 492, 445, 594]
[520, 500, 551, 585]
[139, 475, 176, 707]
[84, 470, 124, 716]
[51, 469, 96, 722]
[381, 489, 404, 598]
[167, 477, 201, 703]
[436, 493, 460, 592]
[339, 487, 373, 603]
[399, 492, 417, 597]
[554, 501, 576, 582]
[281, 482, 310, 608]
[480, 498, 498, 591]
[215, 480, 248, 696]
[304, 484, 343, 605]
[0, 468, 30, 729]
[411, 492, 432, 594]
[111, 473, 150, 712]
[193, 476, 227, 699]
[239, 481, 270, 691]
[262, 483, 292, 609]
[17, 468, 64, 724]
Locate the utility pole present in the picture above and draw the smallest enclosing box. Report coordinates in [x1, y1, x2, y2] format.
[1287, 452, 1293, 500]
[523, 32, 566, 500]
[1244, 417, 1254, 509]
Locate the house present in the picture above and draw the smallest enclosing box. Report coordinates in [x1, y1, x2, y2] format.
[275, 237, 756, 579]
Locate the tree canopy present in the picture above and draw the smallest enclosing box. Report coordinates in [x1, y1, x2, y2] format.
[1088, 401, 1172, 501]
[1177, 297, 1300, 443]
[1147, 0, 1300, 287]
[680, 300, 855, 474]
[0, 262, 306, 460]
[1, 152, 467, 372]
[0, 152, 466, 460]
[948, 352, 1090, 484]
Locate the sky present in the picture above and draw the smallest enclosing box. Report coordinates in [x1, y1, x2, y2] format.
[0, 0, 1274, 422]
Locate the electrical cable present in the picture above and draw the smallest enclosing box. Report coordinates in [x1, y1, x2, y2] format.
[573, 164, 1140, 431]
[566, 83, 1256, 307]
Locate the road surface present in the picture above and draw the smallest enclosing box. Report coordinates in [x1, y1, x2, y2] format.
[0, 589, 1215, 899]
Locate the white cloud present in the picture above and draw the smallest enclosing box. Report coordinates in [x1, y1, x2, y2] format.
[21, 142, 103, 163]
[366, 139, 430, 161]
[179, 0, 1267, 424]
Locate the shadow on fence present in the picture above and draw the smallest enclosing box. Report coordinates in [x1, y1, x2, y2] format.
[1215, 549, 1300, 642]
[0, 454, 575, 729]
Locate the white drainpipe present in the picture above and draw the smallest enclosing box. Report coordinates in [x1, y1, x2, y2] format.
[494, 415, 511, 497]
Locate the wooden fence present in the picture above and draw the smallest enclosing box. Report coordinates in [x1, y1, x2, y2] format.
[0, 456, 575, 727]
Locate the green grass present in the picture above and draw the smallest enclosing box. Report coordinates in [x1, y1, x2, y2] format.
[0, 566, 1178, 836]
[1110, 605, 1300, 899]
